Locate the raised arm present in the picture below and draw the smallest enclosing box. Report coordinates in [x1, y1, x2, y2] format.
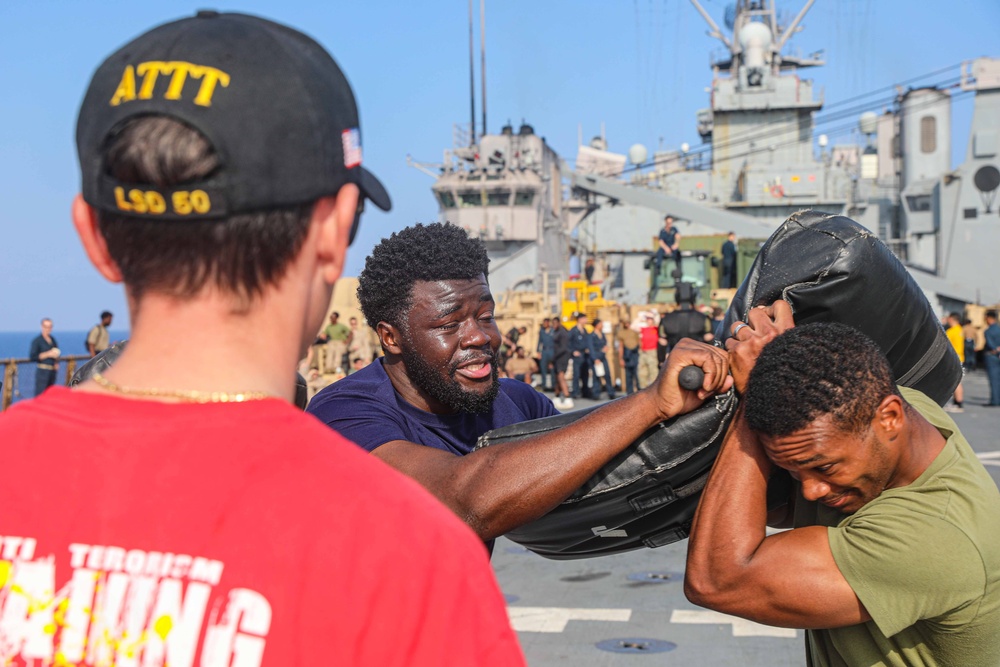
[684, 301, 870, 629]
[374, 339, 731, 540]
[684, 406, 869, 628]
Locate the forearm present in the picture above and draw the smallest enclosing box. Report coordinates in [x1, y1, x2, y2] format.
[454, 388, 666, 538]
[685, 408, 772, 604]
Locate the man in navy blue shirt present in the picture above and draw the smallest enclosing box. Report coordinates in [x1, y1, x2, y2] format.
[568, 313, 593, 399]
[536, 318, 555, 391]
[307, 223, 732, 547]
[721, 231, 738, 288]
[984, 310, 1000, 406]
[654, 215, 682, 279]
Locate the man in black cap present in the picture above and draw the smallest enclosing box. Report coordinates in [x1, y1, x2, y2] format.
[0, 12, 523, 666]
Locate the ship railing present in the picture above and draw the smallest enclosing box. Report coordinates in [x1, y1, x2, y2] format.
[1, 355, 89, 411]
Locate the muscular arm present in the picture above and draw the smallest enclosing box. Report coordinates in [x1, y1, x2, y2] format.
[685, 300, 868, 628]
[684, 409, 869, 628]
[374, 339, 732, 540]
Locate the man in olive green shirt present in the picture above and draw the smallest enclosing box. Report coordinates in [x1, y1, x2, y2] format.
[319, 311, 351, 373]
[685, 303, 1000, 667]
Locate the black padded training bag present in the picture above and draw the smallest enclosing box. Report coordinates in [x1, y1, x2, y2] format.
[476, 210, 961, 560]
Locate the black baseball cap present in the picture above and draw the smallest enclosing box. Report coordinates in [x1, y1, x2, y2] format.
[76, 10, 391, 221]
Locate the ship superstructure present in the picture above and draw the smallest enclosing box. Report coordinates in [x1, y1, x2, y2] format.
[416, 0, 1000, 313]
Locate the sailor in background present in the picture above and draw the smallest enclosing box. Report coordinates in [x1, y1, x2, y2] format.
[28, 317, 60, 397]
[653, 214, 682, 279]
[721, 231, 738, 288]
[686, 303, 1000, 666]
[985, 309, 1000, 406]
[659, 283, 712, 364]
[569, 312, 593, 399]
[943, 312, 965, 412]
[536, 317, 555, 391]
[589, 318, 616, 399]
[86, 310, 113, 357]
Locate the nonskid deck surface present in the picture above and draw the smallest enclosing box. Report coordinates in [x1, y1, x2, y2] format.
[494, 370, 1000, 665]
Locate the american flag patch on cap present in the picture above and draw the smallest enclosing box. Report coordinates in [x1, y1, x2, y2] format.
[342, 128, 362, 169]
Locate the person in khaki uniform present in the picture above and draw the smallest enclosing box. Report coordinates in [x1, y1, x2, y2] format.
[505, 347, 536, 383]
[319, 311, 351, 372]
[347, 316, 374, 371]
[86, 311, 113, 357]
[637, 313, 659, 389]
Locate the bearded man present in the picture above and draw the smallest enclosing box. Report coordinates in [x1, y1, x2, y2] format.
[307, 222, 731, 553]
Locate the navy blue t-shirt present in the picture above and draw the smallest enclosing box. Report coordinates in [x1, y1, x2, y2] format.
[306, 359, 558, 456]
[659, 227, 678, 249]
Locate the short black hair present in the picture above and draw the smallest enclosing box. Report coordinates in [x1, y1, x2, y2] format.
[986, 310, 997, 320]
[100, 311, 112, 319]
[358, 222, 490, 330]
[744, 322, 899, 437]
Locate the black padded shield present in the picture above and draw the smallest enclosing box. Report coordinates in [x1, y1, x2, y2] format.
[721, 210, 961, 404]
[476, 391, 737, 558]
[476, 210, 961, 561]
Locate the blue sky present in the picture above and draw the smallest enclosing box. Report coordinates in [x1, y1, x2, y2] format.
[1, 0, 998, 331]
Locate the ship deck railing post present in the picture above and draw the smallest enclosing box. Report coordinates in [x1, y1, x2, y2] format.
[2, 360, 16, 411]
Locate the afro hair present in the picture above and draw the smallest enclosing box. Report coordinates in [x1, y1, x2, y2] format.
[744, 322, 900, 437]
[358, 223, 490, 330]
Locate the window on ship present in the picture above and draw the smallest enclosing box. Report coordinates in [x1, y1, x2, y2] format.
[486, 191, 510, 206]
[436, 191, 456, 208]
[514, 190, 535, 206]
[459, 191, 482, 208]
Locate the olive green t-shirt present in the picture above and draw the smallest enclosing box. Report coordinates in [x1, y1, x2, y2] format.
[801, 387, 1000, 667]
[324, 322, 351, 342]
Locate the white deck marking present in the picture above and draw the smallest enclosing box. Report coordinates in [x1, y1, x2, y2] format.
[976, 451, 1000, 466]
[508, 607, 632, 633]
[670, 609, 798, 638]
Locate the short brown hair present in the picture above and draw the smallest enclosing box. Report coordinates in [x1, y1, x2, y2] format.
[96, 116, 313, 307]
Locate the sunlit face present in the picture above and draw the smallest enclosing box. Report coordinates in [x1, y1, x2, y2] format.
[41, 319, 53, 335]
[759, 414, 896, 514]
[398, 275, 502, 414]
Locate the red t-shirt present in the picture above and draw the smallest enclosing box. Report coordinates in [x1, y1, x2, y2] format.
[0, 388, 524, 666]
[640, 326, 659, 351]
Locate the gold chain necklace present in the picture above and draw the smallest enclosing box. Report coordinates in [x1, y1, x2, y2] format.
[91, 372, 272, 404]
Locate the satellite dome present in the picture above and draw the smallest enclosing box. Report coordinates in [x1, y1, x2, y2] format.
[859, 111, 878, 135]
[738, 22, 772, 51]
[628, 143, 648, 165]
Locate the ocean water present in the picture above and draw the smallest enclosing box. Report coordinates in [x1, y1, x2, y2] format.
[0, 329, 129, 403]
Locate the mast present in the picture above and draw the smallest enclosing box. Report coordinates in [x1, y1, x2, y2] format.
[468, 0, 476, 145]
[480, 0, 487, 136]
